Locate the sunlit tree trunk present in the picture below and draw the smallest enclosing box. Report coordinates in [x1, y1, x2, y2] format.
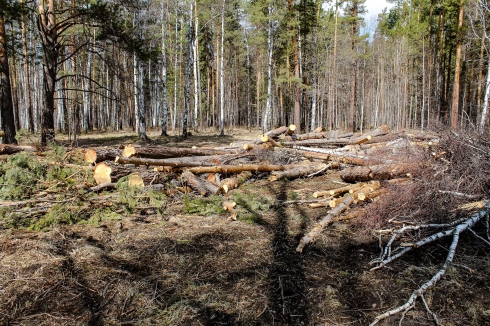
[161, 5, 168, 136]
[219, 0, 225, 136]
[38, 0, 57, 145]
[263, 3, 273, 133]
[451, 0, 465, 128]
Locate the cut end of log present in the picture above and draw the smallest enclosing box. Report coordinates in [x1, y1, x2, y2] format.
[0, 130, 4, 137]
[85, 149, 97, 164]
[287, 124, 297, 135]
[128, 174, 144, 188]
[313, 192, 320, 198]
[260, 135, 269, 143]
[94, 162, 112, 185]
[121, 145, 136, 158]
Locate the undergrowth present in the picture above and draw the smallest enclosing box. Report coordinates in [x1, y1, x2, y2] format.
[0, 151, 167, 231]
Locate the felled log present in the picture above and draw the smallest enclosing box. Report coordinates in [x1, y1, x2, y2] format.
[282, 137, 359, 147]
[328, 182, 382, 207]
[220, 171, 253, 193]
[297, 194, 355, 252]
[182, 170, 220, 196]
[264, 124, 296, 138]
[121, 144, 235, 159]
[312, 127, 323, 133]
[115, 156, 216, 167]
[243, 142, 273, 151]
[313, 182, 366, 198]
[0, 144, 39, 155]
[85, 148, 121, 163]
[0, 130, 4, 137]
[94, 162, 112, 185]
[177, 163, 302, 175]
[364, 131, 405, 145]
[268, 163, 328, 181]
[341, 163, 416, 182]
[360, 124, 390, 138]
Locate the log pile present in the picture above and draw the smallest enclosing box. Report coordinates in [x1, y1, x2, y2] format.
[0, 125, 436, 250]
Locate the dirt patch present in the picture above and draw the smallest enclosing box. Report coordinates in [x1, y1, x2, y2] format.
[1, 129, 489, 325]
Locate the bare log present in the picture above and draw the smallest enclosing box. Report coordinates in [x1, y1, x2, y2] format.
[264, 124, 296, 138]
[361, 124, 390, 138]
[182, 170, 221, 196]
[297, 195, 355, 252]
[312, 126, 323, 133]
[0, 130, 4, 137]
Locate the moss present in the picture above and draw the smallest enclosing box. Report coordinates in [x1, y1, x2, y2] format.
[183, 195, 226, 215]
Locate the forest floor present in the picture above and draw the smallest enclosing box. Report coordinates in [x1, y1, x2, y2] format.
[1, 127, 489, 326]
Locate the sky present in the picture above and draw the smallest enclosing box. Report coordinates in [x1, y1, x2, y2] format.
[363, 0, 394, 19]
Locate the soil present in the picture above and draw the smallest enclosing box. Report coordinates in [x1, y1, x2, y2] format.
[1, 128, 489, 326]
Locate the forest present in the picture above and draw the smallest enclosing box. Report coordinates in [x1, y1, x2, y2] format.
[0, 0, 490, 325]
[0, 0, 489, 144]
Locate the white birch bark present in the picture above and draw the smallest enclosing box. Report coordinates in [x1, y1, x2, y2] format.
[263, 3, 273, 133]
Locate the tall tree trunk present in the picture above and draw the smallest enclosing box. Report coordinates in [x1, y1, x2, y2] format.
[183, 13, 193, 137]
[38, 0, 57, 146]
[245, 29, 251, 132]
[349, 2, 358, 133]
[263, 3, 273, 133]
[0, 3, 16, 144]
[289, 0, 301, 133]
[480, 58, 490, 131]
[450, 0, 465, 128]
[219, 0, 225, 136]
[161, 5, 169, 136]
[20, 0, 34, 133]
[192, 0, 199, 132]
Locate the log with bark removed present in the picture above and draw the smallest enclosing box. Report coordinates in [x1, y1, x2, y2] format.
[313, 182, 366, 198]
[121, 144, 236, 159]
[182, 170, 221, 196]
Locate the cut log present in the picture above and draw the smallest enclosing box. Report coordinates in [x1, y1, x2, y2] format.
[0, 130, 4, 137]
[178, 163, 302, 175]
[85, 148, 121, 163]
[115, 155, 216, 167]
[121, 144, 235, 159]
[312, 127, 323, 133]
[128, 174, 145, 188]
[85, 149, 97, 164]
[0, 144, 39, 155]
[268, 163, 328, 182]
[361, 125, 390, 138]
[260, 135, 281, 147]
[223, 201, 237, 220]
[243, 142, 273, 151]
[94, 162, 112, 185]
[297, 195, 355, 252]
[357, 188, 387, 201]
[182, 170, 221, 196]
[313, 182, 366, 198]
[341, 164, 416, 182]
[264, 124, 296, 138]
[220, 171, 253, 193]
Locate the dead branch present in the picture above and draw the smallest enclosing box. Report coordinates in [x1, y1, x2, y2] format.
[369, 203, 490, 326]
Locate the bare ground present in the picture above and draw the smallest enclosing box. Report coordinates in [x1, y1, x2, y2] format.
[1, 128, 489, 326]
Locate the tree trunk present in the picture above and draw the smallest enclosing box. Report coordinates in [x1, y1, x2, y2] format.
[219, 0, 225, 136]
[451, 0, 465, 128]
[0, 5, 16, 144]
[161, 4, 168, 136]
[38, 0, 57, 146]
[263, 3, 274, 133]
